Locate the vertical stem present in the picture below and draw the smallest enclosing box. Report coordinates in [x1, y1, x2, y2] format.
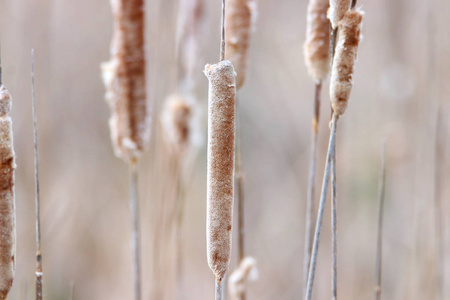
[215, 279, 223, 300]
[375, 142, 386, 300]
[220, 0, 226, 61]
[331, 135, 337, 300]
[130, 159, 142, 300]
[175, 158, 185, 299]
[303, 81, 322, 296]
[31, 49, 43, 300]
[305, 113, 338, 300]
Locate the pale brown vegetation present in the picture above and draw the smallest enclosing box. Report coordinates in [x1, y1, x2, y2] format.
[328, 0, 351, 29]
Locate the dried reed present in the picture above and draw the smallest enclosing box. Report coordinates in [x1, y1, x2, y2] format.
[375, 142, 386, 300]
[302, 0, 330, 294]
[228, 257, 258, 300]
[31, 50, 43, 300]
[204, 60, 236, 295]
[225, 0, 256, 89]
[328, 0, 351, 29]
[0, 81, 16, 300]
[331, 139, 337, 300]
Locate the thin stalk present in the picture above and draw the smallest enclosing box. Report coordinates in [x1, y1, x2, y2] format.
[351, 0, 357, 9]
[175, 157, 185, 299]
[0, 38, 2, 86]
[130, 159, 142, 300]
[304, 113, 338, 300]
[331, 133, 337, 300]
[31, 49, 43, 300]
[303, 81, 322, 296]
[375, 142, 387, 300]
[216, 279, 223, 300]
[220, 0, 226, 61]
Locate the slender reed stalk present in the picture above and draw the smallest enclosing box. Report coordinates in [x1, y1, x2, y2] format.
[216, 280, 223, 300]
[220, 0, 226, 61]
[375, 142, 386, 300]
[31, 50, 43, 300]
[0, 49, 16, 300]
[304, 113, 338, 300]
[331, 136, 337, 300]
[129, 159, 141, 300]
[236, 117, 245, 264]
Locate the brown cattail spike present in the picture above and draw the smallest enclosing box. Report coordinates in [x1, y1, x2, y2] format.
[304, 0, 331, 82]
[0, 85, 16, 300]
[328, 0, 351, 29]
[225, 0, 256, 89]
[102, 0, 150, 162]
[204, 60, 236, 282]
[330, 9, 363, 116]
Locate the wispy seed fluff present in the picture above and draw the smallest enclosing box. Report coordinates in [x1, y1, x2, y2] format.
[330, 9, 363, 116]
[328, 0, 351, 29]
[0, 86, 16, 300]
[304, 0, 331, 82]
[225, 0, 257, 89]
[228, 257, 258, 300]
[204, 60, 236, 282]
[160, 93, 201, 156]
[101, 0, 150, 162]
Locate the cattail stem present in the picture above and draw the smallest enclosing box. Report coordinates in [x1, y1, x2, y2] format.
[31, 49, 43, 300]
[216, 279, 223, 300]
[305, 113, 338, 300]
[331, 135, 337, 300]
[220, 0, 226, 61]
[375, 142, 386, 300]
[129, 159, 141, 300]
[303, 81, 322, 295]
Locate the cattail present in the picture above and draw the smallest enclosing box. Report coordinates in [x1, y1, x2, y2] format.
[161, 93, 201, 157]
[304, 0, 331, 82]
[228, 257, 258, 300]
[328, 0, 351, 29]
[101, 0, 150, 162]
[330, 9, 363, 116]
[225, 0, 257, 89]
[0, 85, 16, 299]
[204, 60, 236, 283]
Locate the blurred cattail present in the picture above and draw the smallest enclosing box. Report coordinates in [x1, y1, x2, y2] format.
[204, 60, 236, 283]
[304, 0, 331, 82]
[101, 0, 150, 162]
[225, 0, 257, 89]
[161, 93, 201, 157]
[0, 85, 16, 300]
[228, 257, 258, 300]
[328, 0, 351, 29]
[330, 9, 363, 116]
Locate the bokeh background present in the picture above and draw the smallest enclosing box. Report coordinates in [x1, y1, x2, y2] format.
[1, 0, 449, 299]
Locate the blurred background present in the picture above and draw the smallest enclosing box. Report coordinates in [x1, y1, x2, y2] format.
[0, 0, 449, 299]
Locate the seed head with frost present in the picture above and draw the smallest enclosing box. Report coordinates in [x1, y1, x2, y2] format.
[225, 0, 257, 89]
[101, 0, 150, 162]
[304, 0, 331, 82]
[330, 9, 363, 116]
[204, 60, 236, 282]
[328, 0, 351, 29]
[0, 86, 16, 300]
[228, 257, 258, 300]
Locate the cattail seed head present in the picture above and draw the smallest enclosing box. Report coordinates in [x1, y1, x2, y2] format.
[0, 86, 16, 299]
[330, 9, 363, 116]
[304, 0, 331, 82]
[101, 0, 150, 162]
[225, 0, 257, 90]
[204, 60, 236, 282]
[161, 93, 201, 156]
[228, 257, 258, 300]
[328, 0, 352, 29]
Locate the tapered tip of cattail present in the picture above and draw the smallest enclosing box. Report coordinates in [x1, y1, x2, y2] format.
[330, 9, 363, 116]
[0, 86, 11, 117]
[161, 93, 201, 156]
[304, 0, 331, 82]
[225, 0, 257, 89]
[228, 257, 258, 300]
[328, 0, 352, 29]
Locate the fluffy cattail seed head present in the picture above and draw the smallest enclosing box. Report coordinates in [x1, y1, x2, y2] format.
[228, 257, 258, 300]
[304, 0, 331, 82]
[328, 0, 351, 29]
[101, 0, 150, 162]
[204, 60, 236, 282]
[225, 0, 257, 89]
[161, 93, 201, 156]
[330, 9, 363, 116]
[0, 86, 16, 299]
